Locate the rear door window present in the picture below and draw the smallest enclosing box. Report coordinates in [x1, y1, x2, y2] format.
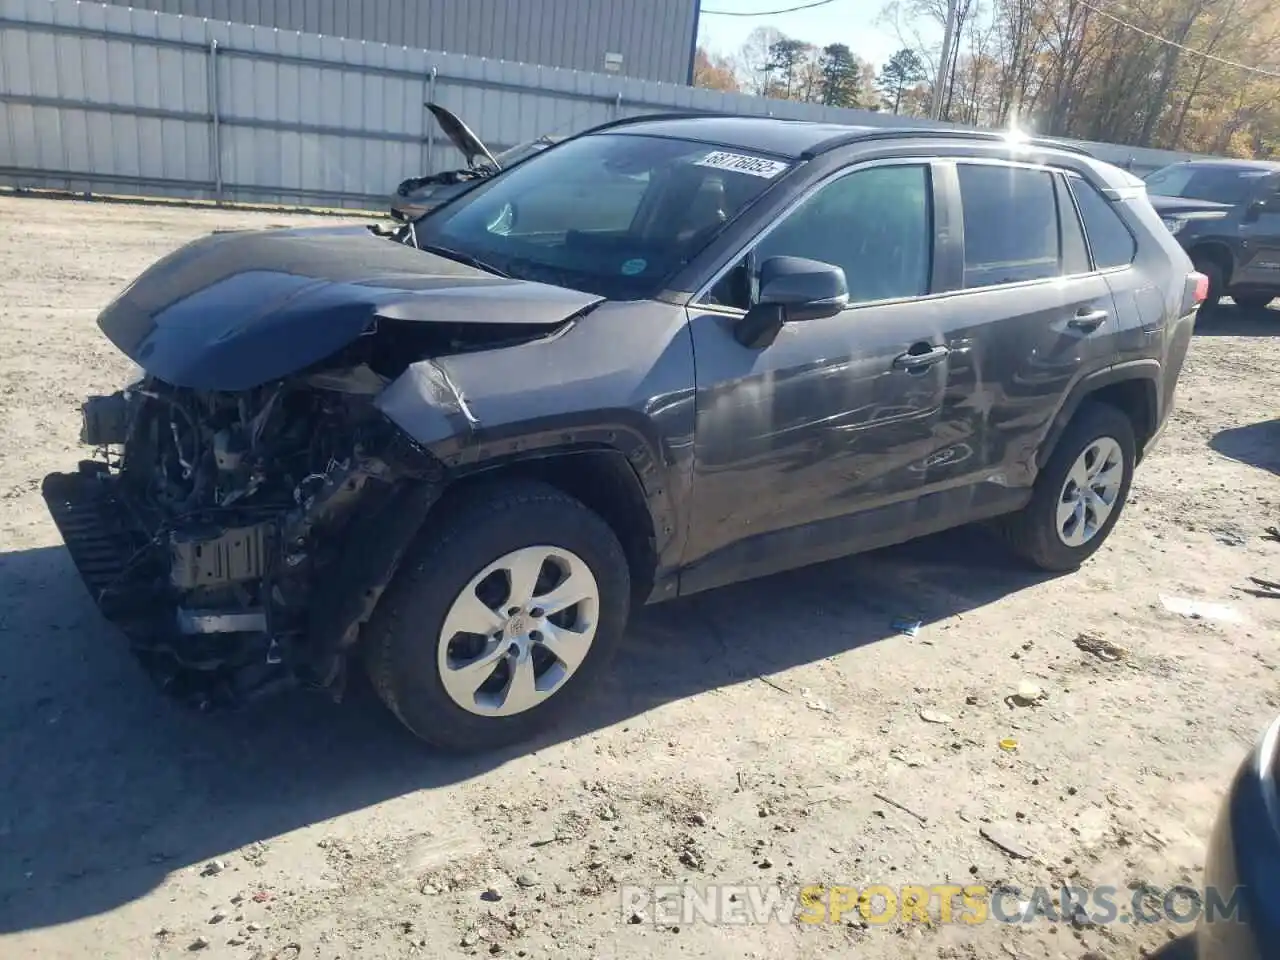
[957, 163, 1061, 288]
[1067, 175, 1137, 270]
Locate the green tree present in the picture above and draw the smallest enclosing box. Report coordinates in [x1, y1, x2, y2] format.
[877, 47, 927, 114]
[819, 43, 863, 107]
[767, 37, 814, 98]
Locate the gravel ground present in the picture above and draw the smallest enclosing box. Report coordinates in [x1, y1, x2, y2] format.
[1, 194, 1278, 960]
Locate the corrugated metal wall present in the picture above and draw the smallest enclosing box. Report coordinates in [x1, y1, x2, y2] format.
[99, 0, 700, 84]
[0, 0, 1210, 210]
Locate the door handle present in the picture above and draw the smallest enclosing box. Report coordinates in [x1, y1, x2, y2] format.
[1068, 308, 1109, 331]
[893, 344, 950, 371]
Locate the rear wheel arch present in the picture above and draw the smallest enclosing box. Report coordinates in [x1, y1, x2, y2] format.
[1188, 241, 1234, 289]
[1038, 364, 1160, 470]
[1084, 378, 1158, 461]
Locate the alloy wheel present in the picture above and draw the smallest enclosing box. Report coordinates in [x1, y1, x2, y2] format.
[436, 545, 600, 717]
[1056, 437, 1125, 548]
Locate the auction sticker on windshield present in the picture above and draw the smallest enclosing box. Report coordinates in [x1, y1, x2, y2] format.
[695, 151, 789, 179]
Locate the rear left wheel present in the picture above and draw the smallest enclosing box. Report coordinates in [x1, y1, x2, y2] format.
[1000, 401, 1136, 572]
[363, 480, 631, 752]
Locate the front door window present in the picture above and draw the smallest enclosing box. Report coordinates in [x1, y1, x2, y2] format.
[703, 163, 933, 310]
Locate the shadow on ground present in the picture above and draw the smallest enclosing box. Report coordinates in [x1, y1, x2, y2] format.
[1210, 418, 1280, 476]
[1193, 301, 1280, 337]
[0, 524, 1051, 933]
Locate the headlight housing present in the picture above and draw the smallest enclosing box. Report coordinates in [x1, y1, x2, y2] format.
[1162, 217, 1187, 235]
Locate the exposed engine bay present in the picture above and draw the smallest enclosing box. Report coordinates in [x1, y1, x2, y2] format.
[38, 202, 613, 711]
[43, 309, 565, 708]
[47, 366, 440, 707]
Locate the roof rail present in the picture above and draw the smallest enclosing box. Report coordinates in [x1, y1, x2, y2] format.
[805, 126, 1096, 159]
[575, 111, 740, 135]
[562, 112, 1097, 161]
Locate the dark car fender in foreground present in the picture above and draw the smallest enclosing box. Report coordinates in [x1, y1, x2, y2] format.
[1196, 714, 1280, 960]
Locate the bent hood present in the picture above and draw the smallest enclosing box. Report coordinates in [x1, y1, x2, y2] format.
[1147, 195, 1234, 217]
[98, 226, 603, 391]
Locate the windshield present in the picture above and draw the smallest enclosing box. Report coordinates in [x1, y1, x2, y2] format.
[415, 133, 793, 299]
[1143, 163, 1274, 205]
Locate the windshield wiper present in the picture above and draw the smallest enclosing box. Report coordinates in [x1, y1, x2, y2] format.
[416, 242, 509, 277]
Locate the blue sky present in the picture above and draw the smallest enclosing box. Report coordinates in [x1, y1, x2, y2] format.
[696, 0, 940, 71]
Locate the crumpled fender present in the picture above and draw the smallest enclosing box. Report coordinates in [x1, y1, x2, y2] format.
[372, 300, 700, 575]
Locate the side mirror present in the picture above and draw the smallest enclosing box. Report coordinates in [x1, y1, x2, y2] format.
[1244, 200, 1265, 223]
[734, 256, 849, 348]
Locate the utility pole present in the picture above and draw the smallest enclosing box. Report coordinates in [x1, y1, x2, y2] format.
[930, 0, 958, 121]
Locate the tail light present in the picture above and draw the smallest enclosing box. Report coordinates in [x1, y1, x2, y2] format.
[1191, 271, 1210, 304]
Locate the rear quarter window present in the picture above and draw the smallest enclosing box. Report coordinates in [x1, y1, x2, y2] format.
[1067, 175, 1137, 270]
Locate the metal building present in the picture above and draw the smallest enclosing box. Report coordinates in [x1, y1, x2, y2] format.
[102, 0, 702, 83]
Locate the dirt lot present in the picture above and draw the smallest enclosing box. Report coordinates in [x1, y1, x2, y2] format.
[1, 194, 1278, 960]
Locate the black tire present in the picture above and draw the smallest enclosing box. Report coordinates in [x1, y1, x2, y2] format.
[1191, 256, 1224, 313]
[1001, 401, 1136, 572]
[1231, 293, 1274, 311]
[363, 480, 631, 752]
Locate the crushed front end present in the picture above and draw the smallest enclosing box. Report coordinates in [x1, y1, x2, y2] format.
[42, 370, 444, 708]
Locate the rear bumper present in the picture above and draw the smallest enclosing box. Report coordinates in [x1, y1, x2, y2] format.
[1195, 716, 1280, 960]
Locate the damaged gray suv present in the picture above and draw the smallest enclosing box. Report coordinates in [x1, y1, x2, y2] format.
[43, 115, 1204, 751]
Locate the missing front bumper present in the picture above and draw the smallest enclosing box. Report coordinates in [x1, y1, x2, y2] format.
[41, 464, 290, 707]
[41, 463, 155, 621]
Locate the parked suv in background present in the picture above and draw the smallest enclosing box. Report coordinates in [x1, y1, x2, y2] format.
[44, 116, 1204, 752]
[1145, 158, 1280, 312]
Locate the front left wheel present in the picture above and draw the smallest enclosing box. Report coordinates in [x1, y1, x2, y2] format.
[363, 480, 631, 752]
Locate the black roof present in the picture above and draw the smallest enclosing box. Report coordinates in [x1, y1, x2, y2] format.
[1156, 158, 1280, 171]
[607, 116, 877, 158]
[595, 113, 1092, 160]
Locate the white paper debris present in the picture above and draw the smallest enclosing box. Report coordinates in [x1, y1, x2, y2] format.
[919, 709, 953, 724]
[1160, 595, 1245, 623]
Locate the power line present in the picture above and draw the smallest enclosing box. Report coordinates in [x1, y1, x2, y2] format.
[700, 0, 842, 16]
[1072, 0, 1280, 80]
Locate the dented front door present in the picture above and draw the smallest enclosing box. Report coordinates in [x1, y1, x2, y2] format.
[678, 160, 955, 594]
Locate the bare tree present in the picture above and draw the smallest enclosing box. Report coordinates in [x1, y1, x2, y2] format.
[736, 26, 786, 96]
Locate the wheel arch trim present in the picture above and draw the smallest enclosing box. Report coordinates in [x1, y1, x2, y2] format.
[1036, 359, 1161, 470]
[1187, 240, 1237, 284]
